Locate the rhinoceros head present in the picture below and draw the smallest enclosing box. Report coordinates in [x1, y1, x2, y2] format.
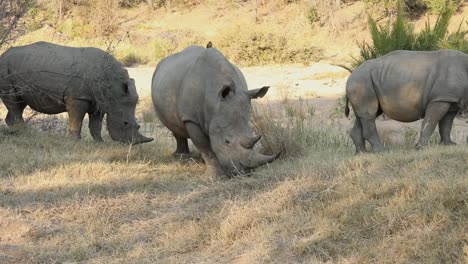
[105, 77, 153, 144]
[208, 84, 277, 175]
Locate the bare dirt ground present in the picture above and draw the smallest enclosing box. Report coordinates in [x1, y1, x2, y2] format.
[127, 64, 468, 144]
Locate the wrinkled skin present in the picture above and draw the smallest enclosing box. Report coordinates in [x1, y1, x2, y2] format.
[345, 49, 468, 153]
[152, 45, 277, 178]
[0, 42, 152, 144]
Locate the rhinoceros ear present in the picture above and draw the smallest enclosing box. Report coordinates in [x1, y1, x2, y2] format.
[124, 78, 136, 94]
[247, 86, 270, 99]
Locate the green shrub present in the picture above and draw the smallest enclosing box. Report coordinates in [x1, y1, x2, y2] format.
[353, 5, 415, 67]
[363, 0, 461, 15]
[412, 6, 454, 50]
[424, 0, 461, 14]
[306, 7, 319, 25]
[216, 24, 322, 66]
[439, 21, 468, 53]
[153, 39, 173, 61]
[114, 43, 151, 66]
[353, 3, 467, 68]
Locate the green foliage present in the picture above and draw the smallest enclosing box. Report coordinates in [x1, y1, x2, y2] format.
[414, 6, 453, 50]
[353, 5, 415, 67]
[439, 21, 468, 53]
[306, 7, 319, 25]
[353, 3, 468, 68]
[216, 24, 322, 66]
[363, 0, 461, 14]
[424, 0, 461, 14]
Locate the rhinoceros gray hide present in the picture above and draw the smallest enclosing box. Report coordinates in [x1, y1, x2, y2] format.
[152, 45, 278, 178]
[345, 49, 468, 153]
[0, 41, 153, 144]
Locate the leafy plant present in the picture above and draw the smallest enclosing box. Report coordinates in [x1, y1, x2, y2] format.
[352, 2, 467, 68]
[306, 6, 319, 25]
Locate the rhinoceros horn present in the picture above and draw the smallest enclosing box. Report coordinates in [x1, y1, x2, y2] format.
[133, 131, 153, 144]
[241, 150, 280, 169]
[240, 135, 262, 149]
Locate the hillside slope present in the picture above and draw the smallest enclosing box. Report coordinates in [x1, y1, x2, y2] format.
[15, 1, 468, 66]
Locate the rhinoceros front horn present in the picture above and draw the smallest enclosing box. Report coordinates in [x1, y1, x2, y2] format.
[133, 131, 153, 145]
[240, 135, 262, 149]
[241, 151, 279, 169]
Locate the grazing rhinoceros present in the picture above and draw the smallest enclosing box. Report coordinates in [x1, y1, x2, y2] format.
[151, 44, 278, 178]
[345, 49, 468, 153]
[0, 42, 153, 144]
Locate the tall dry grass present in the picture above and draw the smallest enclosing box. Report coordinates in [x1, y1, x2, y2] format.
[0, 93, 466, 263]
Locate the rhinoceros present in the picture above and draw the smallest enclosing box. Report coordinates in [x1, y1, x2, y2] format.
[345, 49, 468, 153]
[151, 44, 277, 178]
[0, 42, 153, 144]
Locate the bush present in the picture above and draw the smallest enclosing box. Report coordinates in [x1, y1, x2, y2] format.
[424, 0, 462, 14]
[215, 23, 322, 66]
[439, 22, 468, 53]
[306, 7, 319, 25]
[353, 5, 415, 67]
[352, 4, 468, 68]
[364, 0, 461, 14]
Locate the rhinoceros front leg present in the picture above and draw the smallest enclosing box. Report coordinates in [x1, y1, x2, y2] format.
[88, 111, 104, 142]
[173, 133, 190, 157]
[416, 101, 451, 149]
[1, 95, 27, 126]
[438, 110, 457, 145]
[66, 98, 89, 140]
[185, 122, 225, 178]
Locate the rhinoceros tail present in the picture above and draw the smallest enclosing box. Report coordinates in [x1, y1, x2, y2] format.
[206, 41, 213, 48]
[345, 96, 350, 118]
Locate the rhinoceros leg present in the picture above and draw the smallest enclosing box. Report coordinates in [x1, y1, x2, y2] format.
[416, 102, 450, 149]
[438, 110, 457, 145]
[66, 99, 89, 140]
[350, 117, 366, 154]
[88, 111, 104, 142]
[173, 133, 190, 156]
[1, 95, 27, 126]
[185, 122, 225, 178]
[361, 117, 388, 153]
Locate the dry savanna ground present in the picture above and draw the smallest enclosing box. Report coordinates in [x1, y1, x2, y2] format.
[1, 1, 468, 263]
[0, 63, 467, 263]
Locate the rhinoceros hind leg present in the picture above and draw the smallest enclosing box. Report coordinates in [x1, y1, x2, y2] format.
[185, 122, 226, 179]
[350, 117, 366, 154]
[416, 101, 450, 149]
[88, 111, 104, 142]
[2, 96, 27, 126]
[361, 117, 388, 153]
[173, 133, 190, 156]
[66, 99, 89, 140]
[438, 109, 457, 146]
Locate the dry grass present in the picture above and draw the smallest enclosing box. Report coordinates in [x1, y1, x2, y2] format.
[0, 97, 467, 263]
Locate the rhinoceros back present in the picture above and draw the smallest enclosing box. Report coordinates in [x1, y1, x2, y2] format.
[1, 42, 124, 112]
[349, 49, 468, 122]
[152, 46, 205, 138]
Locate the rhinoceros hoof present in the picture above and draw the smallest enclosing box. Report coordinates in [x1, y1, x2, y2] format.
[440, 141, 456, 146]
